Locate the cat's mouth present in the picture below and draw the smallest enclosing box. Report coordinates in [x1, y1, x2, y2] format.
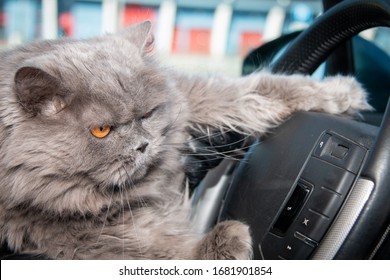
[116, 154, 155, 185]
[100, 146, 165, 192]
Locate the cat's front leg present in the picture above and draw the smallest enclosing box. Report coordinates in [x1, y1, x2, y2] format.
[305, 75, 372, 116]
[262, 74, 373, 117]
[177, 72, 372, 136]
[194, 221, 252, 260]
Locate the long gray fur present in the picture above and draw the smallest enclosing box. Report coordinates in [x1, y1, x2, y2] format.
[0, 21, 371, 259]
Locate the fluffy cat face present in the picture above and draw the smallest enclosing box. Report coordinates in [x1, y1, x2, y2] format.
[2, 22, 188, 212]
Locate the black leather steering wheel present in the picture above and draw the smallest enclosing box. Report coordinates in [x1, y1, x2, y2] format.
[271, 0, 390, 75]
[272, 0, 390, 259]
[213, 0, 390, 260]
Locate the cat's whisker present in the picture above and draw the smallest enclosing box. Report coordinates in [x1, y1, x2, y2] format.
[176, 141, 257, 158]
[192, 137, 253, 151]
[162, 131, 257, 150]
[118, 185, 125, 259]
[185, 129, 233, 142]
[185, 144, 253, 155]
[117, 165, 129, 260]
[95, 188, 115, 245]
[122, 165, 148, 209]
[182, 153, 245, 163]
[184, 156, 249, 165]
[120, 165, 145, 259]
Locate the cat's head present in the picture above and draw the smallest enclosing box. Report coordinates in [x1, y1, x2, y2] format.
[1, 21, 189, 214]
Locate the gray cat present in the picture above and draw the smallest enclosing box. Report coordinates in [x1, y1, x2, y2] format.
[0, 21, 371, 259]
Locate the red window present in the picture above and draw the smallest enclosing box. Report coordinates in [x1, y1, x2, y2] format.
[122, 4, 157, 27]
[240, 31, 263, 56]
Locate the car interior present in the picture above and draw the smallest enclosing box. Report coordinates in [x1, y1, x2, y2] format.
[1, 0, 390, 260]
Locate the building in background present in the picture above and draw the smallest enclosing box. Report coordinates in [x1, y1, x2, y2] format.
[0, 0, 388, 75]
[2, 0, 42, 45]
[0, 1, 321, 51]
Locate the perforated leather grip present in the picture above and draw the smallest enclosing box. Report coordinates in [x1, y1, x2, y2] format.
[271, 0, 390, 75]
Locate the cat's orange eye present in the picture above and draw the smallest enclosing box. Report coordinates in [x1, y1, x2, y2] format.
[90, 125, 111, 138]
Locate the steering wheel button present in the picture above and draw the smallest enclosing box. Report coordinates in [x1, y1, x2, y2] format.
[302, 157, 355, 196]
[295, 208, 331, 242]
[312, 132, 367, 174]
[331, 144, 349, 159]
[308, 187, 344, 218]
[294, 231, 319, 247]
[313, 133, 332, 157]
[280, 234, 317, 260]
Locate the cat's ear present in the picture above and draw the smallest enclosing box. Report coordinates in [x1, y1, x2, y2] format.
[14, 66, 68, 116]
[122, 20, 154, 55]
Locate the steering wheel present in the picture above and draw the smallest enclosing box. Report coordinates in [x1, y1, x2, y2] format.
[192, 0, 390, 260]
[271, 0, 390, 259]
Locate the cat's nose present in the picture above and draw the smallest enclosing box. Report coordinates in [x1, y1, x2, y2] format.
[136, 142, 149, 153]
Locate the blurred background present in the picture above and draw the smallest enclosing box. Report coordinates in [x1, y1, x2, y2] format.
[0, 0, 389, 75]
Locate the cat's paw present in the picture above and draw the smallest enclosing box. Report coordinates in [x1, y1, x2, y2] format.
[196, 221, 252, 260]
[321, 76, 373, 115]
